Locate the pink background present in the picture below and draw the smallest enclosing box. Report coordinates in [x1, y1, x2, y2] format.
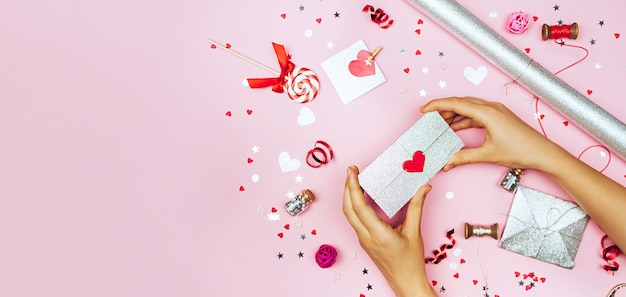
[1, 0, 625, 296]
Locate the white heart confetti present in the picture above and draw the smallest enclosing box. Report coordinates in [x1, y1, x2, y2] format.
[464, 66, 488, 85]
[297, 106, 316, 126]
[348, 250, 357, 259]
[278, 151, 301, 173]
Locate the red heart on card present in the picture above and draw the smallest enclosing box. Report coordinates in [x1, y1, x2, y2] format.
[239, 186, 245, 191]
[515, 271, 521, 277]
[316, 18, 322, 23]
[615, 33, 621, 39]
[540, 277, 546, 283]
[415, 50, 422, 55]
[271, 207, 277, 213]
[415, 29, 421, 35]
[210, 44, 217, 49]
[284, 224, 290, 230]
[311, 229, 317, 235]
[247, 158, 253, 163]
[418, 19, 424, 24]
[348, 50, 376, 77]
[277, 232, 284, 238]
[225, 43, 231, 49]
[472, 280, 478, 285]
[533, 16, 538, 21]
[587, 89, 593, 95]
[431, 280, 438, 286]
[460, 258, 466, 264]
[525, 48, 531, 53]
[403, 150, 425, 172]
[453, 273, 459, 278]
[225, 111, 231, 117]
[281, 13, 286, 19]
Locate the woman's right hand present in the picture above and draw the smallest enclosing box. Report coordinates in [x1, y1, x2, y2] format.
[420, 96, 563, 172]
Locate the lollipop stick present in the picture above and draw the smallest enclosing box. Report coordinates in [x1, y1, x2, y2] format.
[208, 39, 280, 76]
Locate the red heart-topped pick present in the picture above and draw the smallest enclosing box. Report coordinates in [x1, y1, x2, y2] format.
[348, 50, 376, 77]
[403, 150, 426, 172]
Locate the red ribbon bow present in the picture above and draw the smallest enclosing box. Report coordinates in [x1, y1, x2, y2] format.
[247, 43, 295, 93]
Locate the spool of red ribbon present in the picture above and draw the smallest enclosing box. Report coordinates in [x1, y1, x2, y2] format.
[306, 141, 334, 168]
[362, 5, 394, 29]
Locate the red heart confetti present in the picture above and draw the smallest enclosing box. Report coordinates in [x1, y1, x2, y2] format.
[239, 186, 245, 191]
[311, 229, 317, 235]
[533, 16, 538, 21]
[277, 232, 284, 238]
[525, 48, 531, 53]
[271, 207, 277, 213]
[539, 114, 545, 120]
[587, 89, 593, 95]
[316, 18, 322, 23]
[247, 158, 253, 163]
[453, 273, 459, 278]
[225, 43, 231, 49]
[533, 277, 538, 282]
[210, 44, 217, 49]
[525, 285, 531, 291]
[415, 29, 421, 35]
[360, 294, 365, 297]
[431, 280, 438, 286]
[281, 13, 286, 19]
[415, 50, 422, 55]
[540, 277, 546, 283]
[563, 121, 569, 126]
[495, 295, 500, 297]
[615, 33, 621, 39]
[247, 109, 253, 115]
[417, 19, 424, 24]
[225, 111, 231, 117]
[472, 280, 478, 285]
[515, 271, 521, 277]
[284, 224, 290, 230]
[403, 68, 410, 74]
[460, 258, 466, 264]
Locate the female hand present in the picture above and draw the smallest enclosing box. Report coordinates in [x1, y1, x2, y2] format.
[343, 166, 437, 297]
[420, 96, 562, 171]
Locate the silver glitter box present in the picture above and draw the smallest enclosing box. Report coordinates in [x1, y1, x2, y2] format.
[499, 186, 589, 269]
[358, 112, 464, 218]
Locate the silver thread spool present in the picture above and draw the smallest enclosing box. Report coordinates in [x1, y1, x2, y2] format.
[465, 223, 499, 240]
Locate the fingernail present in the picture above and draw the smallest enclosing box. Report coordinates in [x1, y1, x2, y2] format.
[347, 166, 353, 176]
[425, 184, 432, 194]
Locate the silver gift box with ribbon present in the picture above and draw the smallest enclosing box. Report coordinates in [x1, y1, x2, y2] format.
[358, 112, 464, 218]
[499, 186, 589, 269]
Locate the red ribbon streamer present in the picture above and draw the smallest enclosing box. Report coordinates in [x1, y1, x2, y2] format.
[362, 5, 394, 29]
[602, 235, 621, 275]
[425, 229, 456, 264]
[306, 141, 334, 168]
[247, 43, 295, 93]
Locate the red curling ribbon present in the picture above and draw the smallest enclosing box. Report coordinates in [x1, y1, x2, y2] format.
[306, 140, 334, 168]
[246, 43, 295, 93]
[602, 235, 621, 275]
[425, 229, 456, 264]
[362, 5, 394, 29]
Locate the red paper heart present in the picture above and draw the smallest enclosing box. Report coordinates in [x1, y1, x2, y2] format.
[316, 18, 322, 23]
[247, 158, 253, 163]
[453, 273, 459, 278]
[525, 48, 531, 53]
[472, 280, 478, 285]
[225, 43, 231, 49]
[277, 232, 284, 238]
[431, 280, 438, 286]
[415, 29, 421, 35]
[281, 13, 286, 19]
[225, 111, 231, 117]
[239, 186, 245, 191]
[515, 271, 521, 277]
[587, 89, 593, 95]
[348, 50, 376, 77]
[247, 109, 253, 115]
[563, 121, 569, 126]
[533, 16, 538, 21]
[284, 224, 290, 230]
[210, 44, 217, 49]
[540, 277, 546, 283]
[403, 150, 425, 172]
[415, 50, 422, 55]
[271, 207, 277, 213]
[403, 68, 410, 74]
[311, 229, 317, 235]
[615, 33, 621, 39]
[460, 258, 466, 264]
[417, 19, 424, 24]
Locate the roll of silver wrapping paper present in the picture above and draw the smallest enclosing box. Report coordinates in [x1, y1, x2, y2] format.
[405, 0, 626, 160]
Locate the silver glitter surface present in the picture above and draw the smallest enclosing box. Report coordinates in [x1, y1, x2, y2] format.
[358, 112, 464, 218]
[405, 0, 626, 160]
[499, 186, 589, 269]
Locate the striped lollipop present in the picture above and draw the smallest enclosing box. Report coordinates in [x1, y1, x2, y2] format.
[284, 67, 319, 103]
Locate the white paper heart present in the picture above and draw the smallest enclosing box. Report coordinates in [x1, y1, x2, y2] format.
[297, 106, 316, 126]
[464, 66, 488, 85]
[278, 151, 301, 173]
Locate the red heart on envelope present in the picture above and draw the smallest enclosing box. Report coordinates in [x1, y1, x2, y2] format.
[403, 150, 425, 172]
[348, 50, 376, 77]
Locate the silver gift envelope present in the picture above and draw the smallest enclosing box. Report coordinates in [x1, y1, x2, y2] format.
[358, 111, 464, 218]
